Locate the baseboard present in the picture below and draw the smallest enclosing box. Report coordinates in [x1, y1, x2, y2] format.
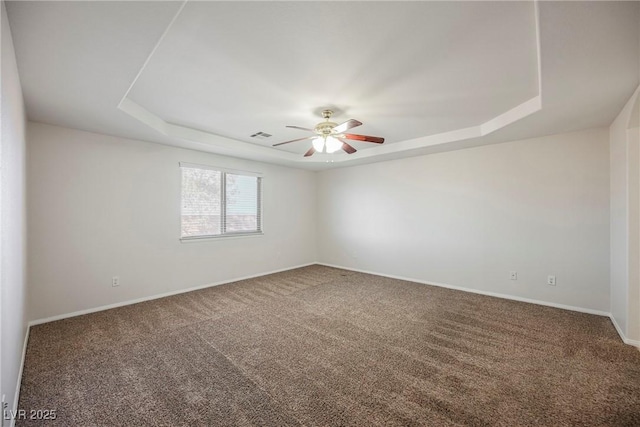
[318, 262, 611, 317]
[319, 262, 640, 348]
[609, 315, 625, 342]
[25, 260, 640, 348]
[8, 326, 30, 427]
[29, 262, 316, 326]
[609, 314, 640, 348]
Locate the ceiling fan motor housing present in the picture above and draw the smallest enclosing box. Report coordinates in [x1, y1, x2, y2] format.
[315, 122, 338, 136]
[315, 109, 337, 136]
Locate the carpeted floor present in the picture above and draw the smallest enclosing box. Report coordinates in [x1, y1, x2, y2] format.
[17, 265, 640, 426]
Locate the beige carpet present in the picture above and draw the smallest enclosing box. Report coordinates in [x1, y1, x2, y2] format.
[17, 265, 640, 426]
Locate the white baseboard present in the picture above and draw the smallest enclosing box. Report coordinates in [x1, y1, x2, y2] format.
[29, 262, 315, 326]
[318, 262, 611, 317]
[320, 262, 640, 348]
[15, 260, 640, 418]
[8, 326, 30, 427]
[610, 314, 625, 341]
[609, 314, 640, 348]
[23, 261, 640, 356]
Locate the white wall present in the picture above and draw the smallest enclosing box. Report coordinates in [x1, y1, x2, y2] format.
[1, 0, 28, 419]
[27, 122, 316, 321]
[317, 128, 610, 313]
[610, 85, 640, 345]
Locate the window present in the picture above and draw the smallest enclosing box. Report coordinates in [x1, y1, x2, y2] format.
[180, 163, 262, 239]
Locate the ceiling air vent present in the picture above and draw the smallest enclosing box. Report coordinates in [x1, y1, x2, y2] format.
[250, 131, 272, 139]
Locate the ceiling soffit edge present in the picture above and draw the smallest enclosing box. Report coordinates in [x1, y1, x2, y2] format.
[117, 0, 542, 165]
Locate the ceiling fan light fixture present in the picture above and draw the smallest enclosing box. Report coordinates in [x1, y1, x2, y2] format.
[312, 137, 325, 152]
[325, 136, 342, 154]
[275, 109, 384, 157]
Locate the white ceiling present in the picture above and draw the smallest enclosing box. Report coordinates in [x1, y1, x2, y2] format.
[6, 1, 640, 170]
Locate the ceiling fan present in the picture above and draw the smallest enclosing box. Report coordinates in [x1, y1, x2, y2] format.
[273, 109, 385, 157]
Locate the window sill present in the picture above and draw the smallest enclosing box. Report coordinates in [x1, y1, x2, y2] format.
[180, 232, 264, 243]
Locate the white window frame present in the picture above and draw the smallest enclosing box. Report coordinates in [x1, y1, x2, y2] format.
[179, 162, 263, 242]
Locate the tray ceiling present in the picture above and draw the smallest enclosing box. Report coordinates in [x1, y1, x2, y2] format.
[6, 1, 639, 170]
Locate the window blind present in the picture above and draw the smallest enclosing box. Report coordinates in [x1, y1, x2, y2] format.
[180, 164, 262, 239]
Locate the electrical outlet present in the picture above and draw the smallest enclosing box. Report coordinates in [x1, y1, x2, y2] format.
[547, 275, 556, 286]
[510, 271, 518, 280]
[112, 276, 120, 287]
